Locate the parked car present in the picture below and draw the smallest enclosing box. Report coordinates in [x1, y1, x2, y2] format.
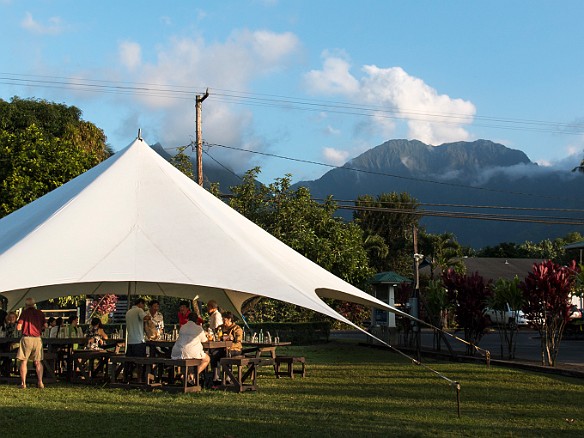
[484, 304, 529, 328]
[569, 305, 582, 320]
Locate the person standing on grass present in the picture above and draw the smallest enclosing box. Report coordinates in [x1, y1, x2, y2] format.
[145, 299, 164, 340]
[16, 297, 47, 389]
[125, 298, 150, 357]
[207, 300, 223, 331]
[206, 300, 223, 386]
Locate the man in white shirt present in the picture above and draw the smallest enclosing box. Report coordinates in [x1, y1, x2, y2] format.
[207, 300, 223, 386]
[125, 298, 150, 357]
[207, 300, 223, 330]
[145, 299, 164, 340]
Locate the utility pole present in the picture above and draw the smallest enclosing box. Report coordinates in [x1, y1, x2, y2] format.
[411, 226, 422, 362]
[195, 88, 210, 186]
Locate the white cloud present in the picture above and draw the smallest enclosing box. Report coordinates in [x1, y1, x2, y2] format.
[324, 125, 340, 136]
[119, 41, 142, 71]
[305, 54, 359, 95]
[21, 12, 64, 35]
[322, 147, 350, 166]
[304, 54, 476, 145]
[160, 16, 172, 26]
[105, 30, 300, 172]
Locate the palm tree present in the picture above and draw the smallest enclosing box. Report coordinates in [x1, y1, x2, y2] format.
[421, 232, 465, 279]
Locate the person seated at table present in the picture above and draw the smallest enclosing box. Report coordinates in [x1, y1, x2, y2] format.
[0, 306, 6, 330]
[43, 317, 56, 337]
[209, 311, 242, 388]
[66, 315, 84, 350]
[0, 311, 19, 376]
[66, 316, 83, 337]
[220, 312, 243, 357]
[2, 311, 18, 338]
[85, 317, 108, 350]
[49, 317, 64, 338]
[171, 312, 211, 380]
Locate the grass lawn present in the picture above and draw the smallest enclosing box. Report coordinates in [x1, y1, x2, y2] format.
[0, 341, 582, 437]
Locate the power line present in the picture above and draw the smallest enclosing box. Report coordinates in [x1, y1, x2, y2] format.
[203, 149, 243, 181]
[339, 205, 584, 225]
[2, 72, 584, 136]
[326, 199, 584, 214]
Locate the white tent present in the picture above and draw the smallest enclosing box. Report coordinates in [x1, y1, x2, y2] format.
[0, 137, 409, 327]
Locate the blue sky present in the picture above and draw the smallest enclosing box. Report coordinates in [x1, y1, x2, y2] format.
[1, 0, 583, 183]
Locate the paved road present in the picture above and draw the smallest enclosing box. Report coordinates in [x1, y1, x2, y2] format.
[330, 329, 584, 366]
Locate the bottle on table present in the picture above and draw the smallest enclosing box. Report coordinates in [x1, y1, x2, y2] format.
[258, 329, 264, 343]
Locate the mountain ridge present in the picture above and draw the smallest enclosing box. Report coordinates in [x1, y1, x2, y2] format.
[295, 139, 583, 248]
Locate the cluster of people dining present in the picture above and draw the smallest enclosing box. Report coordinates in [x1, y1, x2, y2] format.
[1, 296, 245, 389]
[126, 298, 243, 388]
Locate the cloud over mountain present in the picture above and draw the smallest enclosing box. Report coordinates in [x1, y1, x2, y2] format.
[304, 53, 476, 146]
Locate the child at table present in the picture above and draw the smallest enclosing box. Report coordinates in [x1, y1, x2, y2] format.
[85, 317, 108, 350]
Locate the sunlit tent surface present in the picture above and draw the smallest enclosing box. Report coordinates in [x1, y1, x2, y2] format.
[0, 137, 408, 326]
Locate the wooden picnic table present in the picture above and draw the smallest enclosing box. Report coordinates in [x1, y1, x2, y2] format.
[43, 337, 124, 380]
[146, 339, 233, 358]
[0, 337, 58, 383]
[242, 341, 291, 359]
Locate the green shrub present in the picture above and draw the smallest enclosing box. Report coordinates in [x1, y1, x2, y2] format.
[245, 321, 331, 345]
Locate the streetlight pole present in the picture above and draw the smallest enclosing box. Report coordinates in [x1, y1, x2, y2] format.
[412, 226, 422, 362]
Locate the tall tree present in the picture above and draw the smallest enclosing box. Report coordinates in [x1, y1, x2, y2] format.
[169, 146, 194, 179]
[442, 269, 492, 355]
[488, 277, 524, 359]
[214, 168, 374, 323]
[419, 231, 465, 278]
[520, 260, 579, 367]
[353, 192, 420, 275]
[0, 125, 101, 216]
[0, 97, 110, 217]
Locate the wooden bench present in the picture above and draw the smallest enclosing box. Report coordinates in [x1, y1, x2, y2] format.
[219, 356, 274, 392]
[0, 351, 57, 383]
[108, 355, 203, 393]
[70, 350, 113, 384]
[274, 356, 306, 379]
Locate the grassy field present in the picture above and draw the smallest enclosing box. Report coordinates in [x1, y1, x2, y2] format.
[0, 341, 582, 437]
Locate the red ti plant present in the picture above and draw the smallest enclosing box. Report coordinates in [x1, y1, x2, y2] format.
[442, 269, 492, 355]
[520, 260, 579, 367]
